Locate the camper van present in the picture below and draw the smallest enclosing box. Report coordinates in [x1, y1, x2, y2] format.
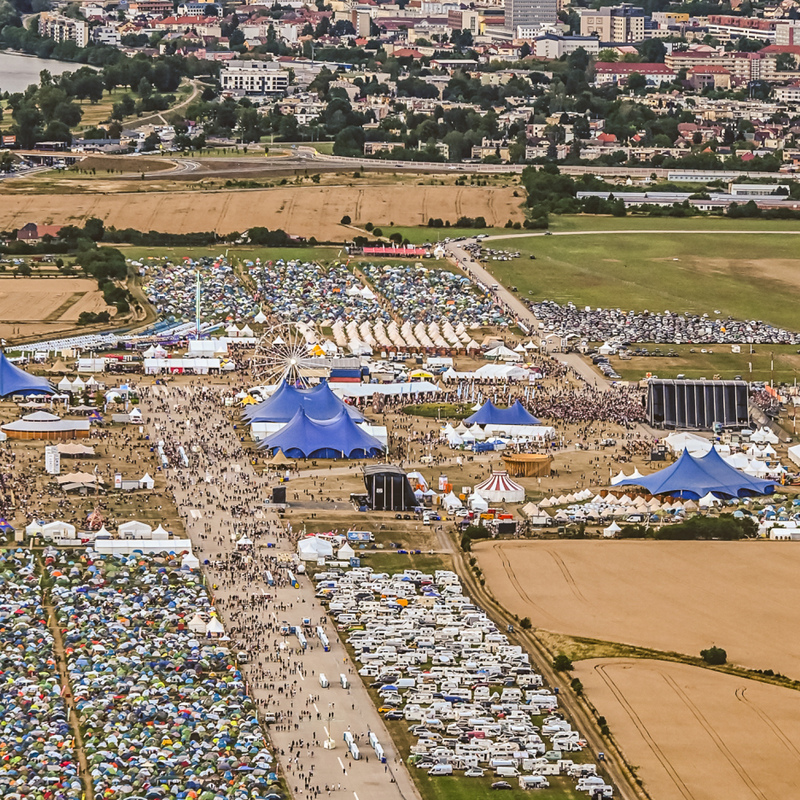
[519, 775, 550, 790]
[428, 764, 454, 776]
[319, 674, 329, 688]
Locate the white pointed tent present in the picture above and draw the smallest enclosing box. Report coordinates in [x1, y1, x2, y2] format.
[603, 521, 621, 538]
[442, 491, 463, 511]
[338, 542, 356, 560]
[206, 616, 225, 638]
[182, 552, 200, 570]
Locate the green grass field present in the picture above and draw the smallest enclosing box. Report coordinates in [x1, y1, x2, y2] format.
[546, 216, 800, 233]
[481, 230, 800, 331]
[605, 343, 800, 384]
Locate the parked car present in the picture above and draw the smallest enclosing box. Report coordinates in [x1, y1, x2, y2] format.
[491, 781, 513, 790]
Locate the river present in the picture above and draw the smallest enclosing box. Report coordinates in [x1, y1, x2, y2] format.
[0, 51, 82, 94]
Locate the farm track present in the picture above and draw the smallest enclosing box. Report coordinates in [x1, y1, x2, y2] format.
[593, 663, 694, 800]
[662, 672, 767, 800]
[735, 686, 800, 763]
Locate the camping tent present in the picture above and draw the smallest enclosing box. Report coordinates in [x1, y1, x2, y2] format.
[617, 447, 775, 500]
[603, 521, 621, 538]
[258, 407, 383, 459]
[0, 352, 55, 397]
[474, 471, 525, 503]
[465, 400, 540, 427]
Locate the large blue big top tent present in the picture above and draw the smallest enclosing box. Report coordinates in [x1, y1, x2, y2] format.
[617, 447, 775, 500]
[258, 407, 383, 459]
[245, 380, 364, 424]
[465, 399, 540, 427]
[0, 352, 55, 397]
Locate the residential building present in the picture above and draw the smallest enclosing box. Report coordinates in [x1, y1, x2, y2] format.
[687, 65, 731, 90]
[579, 4, 644, 43]
[363, 141, 404, 154]
[93, 25, 122, 46]
[706, 14, 776, 43]
[531, 33, 599, 58]
[127, 0, 174, 14]
[16, 223, 64, 242]
[220, 61, 289, 98]
[177, 2, 222, 15]
[505, 0, 558, 36]
[593, 61, 675, 85]
[776, 20, 800, 46]
[39, 12, 90, 48]
[775, 82, 800, 102]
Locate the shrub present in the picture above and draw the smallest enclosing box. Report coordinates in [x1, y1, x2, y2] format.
[700, 646, 727, 665]
[553, 654, 573, 671]
[520, 617, 532, 630]
[570, 677, 583, 695]
[340, 215, 351, 225]
[365, 222, 374, 231]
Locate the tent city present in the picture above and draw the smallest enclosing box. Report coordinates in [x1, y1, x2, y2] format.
[2, 234, 800, 800]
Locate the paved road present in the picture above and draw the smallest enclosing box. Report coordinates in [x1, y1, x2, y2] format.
[140, 382, 421, 800]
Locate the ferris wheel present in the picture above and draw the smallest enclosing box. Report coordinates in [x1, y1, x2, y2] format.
[251, 322, 311, 386]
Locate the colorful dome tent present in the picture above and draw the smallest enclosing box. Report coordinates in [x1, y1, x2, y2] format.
[244, 379, 364, 423]
[0, 351, 55, 397]
[258, 407, 384, 459]
[616, 447, 776, 500]
[464, 399, 540, 427]
[474, 470, 525, 503]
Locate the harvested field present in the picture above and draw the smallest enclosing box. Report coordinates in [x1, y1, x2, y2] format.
[0, 185, 524, 240]
[0, 277, 115, 340]
[59, 290, 117, 321]
[473, 539, 800, 677]
[576, 658, 800, 800]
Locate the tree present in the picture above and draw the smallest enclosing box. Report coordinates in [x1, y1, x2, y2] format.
[638, 38, 666, 63]
[83, 217, 105, 242]
[340, 215, 351, 225]
[598, 48, 619, 63]
[700, 646, 727, 665]
[520, 617, 532, 629]
[626, 72, 648, 92]
[776, 52, 796, 71]
[553, 654, 573, 671]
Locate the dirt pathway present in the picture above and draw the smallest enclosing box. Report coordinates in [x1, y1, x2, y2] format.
[40, 563, 95, 800]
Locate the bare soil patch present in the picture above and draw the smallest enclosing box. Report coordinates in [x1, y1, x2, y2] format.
[0, 185, 523, 240]
[474, 539, 800, 677]
[577, 658, 800, 800]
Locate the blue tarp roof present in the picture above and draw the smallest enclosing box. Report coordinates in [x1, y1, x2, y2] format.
[258, 407, 383, 459]
[0, 352, 54, 398]
[617, 447, 775, 500]
[245, 380, 364, 424]
[465, 399, 540, 426]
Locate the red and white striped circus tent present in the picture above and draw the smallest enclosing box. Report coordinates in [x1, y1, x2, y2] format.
[474, 471, 525, 503]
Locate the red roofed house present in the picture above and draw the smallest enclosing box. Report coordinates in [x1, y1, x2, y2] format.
[593, 62, 675, 86]
[688, 65, 731, 90]
[16, 223, 63, 242]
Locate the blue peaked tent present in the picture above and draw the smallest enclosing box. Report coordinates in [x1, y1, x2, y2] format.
[258, 407, 383, 459]
[617, 447, 775, 500]
[245, 380, 364, 423]
[465, 399, 540, 426]
[0, 352, 55, 398]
